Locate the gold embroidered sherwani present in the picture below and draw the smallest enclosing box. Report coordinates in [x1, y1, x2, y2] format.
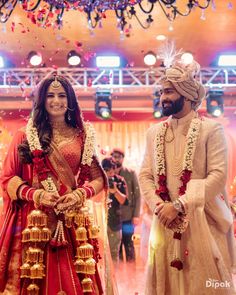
[139, 111, 236, 295]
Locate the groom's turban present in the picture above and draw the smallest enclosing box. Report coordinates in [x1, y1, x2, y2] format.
[161, 62, 206, 110]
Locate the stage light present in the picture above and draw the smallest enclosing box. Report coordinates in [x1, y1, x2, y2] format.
[153, 91, 162, 119]
[96, 56, 120, 68]
[67, 50, 81, 66]
[144, 52, 157, 66]
[0, 56, 4, 68]
[206, 89, 224, 117]
[95, 90, 112, 119]
[28, 51, 42, 66]
[156, 35, 166, 41]
[181, 52, 194, 65]
[218, 54, 236, 66]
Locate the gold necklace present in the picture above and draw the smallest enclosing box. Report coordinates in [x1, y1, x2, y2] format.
[165, 125, 175, 143]
[166, 125, 185, 176]
[51, 121, 78, 146]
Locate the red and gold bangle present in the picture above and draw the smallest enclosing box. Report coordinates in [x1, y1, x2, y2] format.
[18, 184, 36, 201]
[80, 185, 96, 198]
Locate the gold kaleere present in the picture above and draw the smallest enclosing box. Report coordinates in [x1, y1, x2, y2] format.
[27, 248, 44, 264]
[22, 228, 31, 243]
[27, 209, 47, 227]
[85, 258, 96, 275]
[65, 216, 73, 228]
[30, 263, 45, 279]
[30, 227, 41, 242]
[77, 242, 94, 259]
[65, 211, 76, 228]
[20, 262, 31, 278]
[27, 283, 40, 295]
[76, 226, 87, 242]
[21, 208, 50, 292]
[81, 277, 93, 293]
[41, 227, 51, 242]
[88, 225, 99, 239]
[74, 213, 89, 227]
[74, 259, 86, 273]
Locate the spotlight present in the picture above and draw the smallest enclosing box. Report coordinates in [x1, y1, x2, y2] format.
[153, 91, 162, 119]
[67, 50, 81, 66]
[218, 54, 236, 66]
[96, 56, 121, 68]
[0, 55, 4, 68]
[28, 51, 42, 66]
[156, 35, 166, 41]
[144, 52, 157, 66]
[95, 90, 112, 119]
[181, 52, 194, 65]
[206, 89, 224, 117]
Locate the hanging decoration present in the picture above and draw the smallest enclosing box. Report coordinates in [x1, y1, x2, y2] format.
[0, 1, 212, 31]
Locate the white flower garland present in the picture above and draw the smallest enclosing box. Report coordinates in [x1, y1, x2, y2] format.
[26, 118, 95, 193]
[26, 118, 58, 194]
[155, 117, 201, 176]
[183, 118, 201, 171]
[26, 117, 42, 151]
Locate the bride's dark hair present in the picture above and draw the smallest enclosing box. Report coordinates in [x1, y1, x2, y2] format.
[18, 75, 84, 163]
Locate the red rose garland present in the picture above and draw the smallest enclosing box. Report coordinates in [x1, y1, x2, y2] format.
[155, 117, 202, 270]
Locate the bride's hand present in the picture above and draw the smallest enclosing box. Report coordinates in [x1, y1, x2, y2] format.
[56, 190, 84, 212]
[39, 191, 58, 208]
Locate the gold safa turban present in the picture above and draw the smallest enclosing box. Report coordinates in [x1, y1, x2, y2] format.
[161, 60, 206, 110]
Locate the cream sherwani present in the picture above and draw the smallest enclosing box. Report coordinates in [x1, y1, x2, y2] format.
[139, 110, 236, 295]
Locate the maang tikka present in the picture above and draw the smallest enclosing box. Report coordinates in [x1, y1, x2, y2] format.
[51, 75, 61, 90]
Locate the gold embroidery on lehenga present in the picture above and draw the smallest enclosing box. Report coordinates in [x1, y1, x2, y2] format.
[6, 176, 27, 200]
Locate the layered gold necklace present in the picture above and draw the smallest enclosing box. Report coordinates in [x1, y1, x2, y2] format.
[51, 121, 78, 146]
[165, 125, 184, 176]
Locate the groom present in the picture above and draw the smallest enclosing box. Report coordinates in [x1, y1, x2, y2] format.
[139, 60, 235, 294]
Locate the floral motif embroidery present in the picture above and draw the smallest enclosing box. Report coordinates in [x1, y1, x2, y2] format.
[81, 122, 97, 166]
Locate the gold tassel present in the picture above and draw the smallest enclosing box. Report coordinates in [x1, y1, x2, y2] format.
[65, 216, 73, 228]
[30, 227, 41, 242]
[81, 277, 93, 293]
[85, 258, 96, 275]
[20, 262, 31, 278]
[27, 283, 40, 295]
[30, 263, 45, 279]
[22, 228, 31, 243]
[77, 243, 94, 259]
[27, 209, 47, 227]
[27, 248, 44, 264]
[41, 227, 51, 242]
[74, 259, 86, 273]
[88, 225, 99, 239]
[76, 226, 87, 242]
[65, 211, 76, 228]
[74, 213, 84, 227]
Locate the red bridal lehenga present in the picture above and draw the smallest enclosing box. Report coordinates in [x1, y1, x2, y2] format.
[0, 128, 117, 295]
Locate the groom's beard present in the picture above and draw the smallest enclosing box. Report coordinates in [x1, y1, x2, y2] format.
[162, 95, 185, 116]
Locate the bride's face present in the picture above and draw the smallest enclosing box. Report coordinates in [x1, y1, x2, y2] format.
[45, 81, 68, 120]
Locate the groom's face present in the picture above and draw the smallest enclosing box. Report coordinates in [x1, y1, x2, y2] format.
[160, 81, 185, 116]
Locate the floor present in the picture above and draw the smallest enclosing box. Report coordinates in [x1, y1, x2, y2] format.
[115, 241, 146, 295]
[116, 260, 145, 295]
[115, 242, 236, 295]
